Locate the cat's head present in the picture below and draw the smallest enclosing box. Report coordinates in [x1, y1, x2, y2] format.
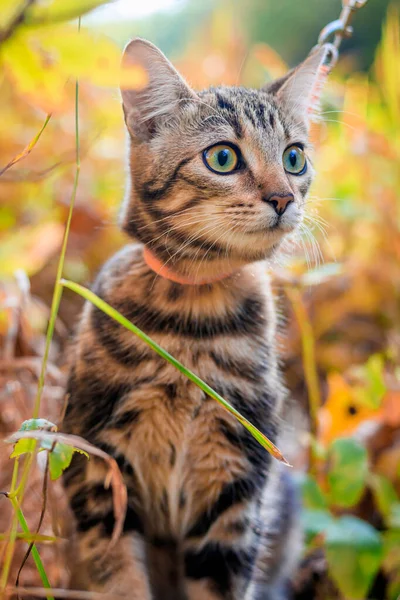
[120, 39, 332, 280]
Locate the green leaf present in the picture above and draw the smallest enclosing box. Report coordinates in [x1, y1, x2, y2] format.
[365, 354, 386, 408]
[382, 530, 400, 573]
[298, 473, 327, 509]
[301, 508, 334, 542]
[9, 427, 89, 479]
[19, 418, 57, 432]
[353, 354, 386, 409]
[10, 418, 56, 458]
[326, 516, 383, 599]
[37, 438, 89, 480]
[310, 437, 328, 461]
[387, 577, 400, 600]
[48, 443, 74, 480]
[10, 438, 37, 458]
[328, 437, 368, 507]
[369, 474, 398, 522]
[388, 503, 400, 529]
[25, 0, 111, 25]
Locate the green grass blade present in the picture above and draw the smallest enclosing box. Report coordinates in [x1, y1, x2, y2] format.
[33, 32, 81, 419]
[9, 498, 54, 600]
[61, 279, 290, 465]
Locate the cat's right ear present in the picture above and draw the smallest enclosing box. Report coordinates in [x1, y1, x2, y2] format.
[121, 38, 197, 141]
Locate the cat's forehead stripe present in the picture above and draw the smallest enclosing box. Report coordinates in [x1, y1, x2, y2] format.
[213, 91, 244, 139]
[199, 87, 297, 144]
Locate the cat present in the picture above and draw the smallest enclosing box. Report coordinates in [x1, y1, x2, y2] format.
[62, 38, 333, 600]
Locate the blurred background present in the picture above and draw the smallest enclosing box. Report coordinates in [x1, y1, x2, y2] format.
[0, 0, 399, 598]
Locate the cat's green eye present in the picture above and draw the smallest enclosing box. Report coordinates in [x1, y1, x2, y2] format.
[283, 145, 307, 175]
[203, 144, 239, 174]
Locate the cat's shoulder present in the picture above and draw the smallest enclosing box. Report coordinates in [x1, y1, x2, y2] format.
[93, 243, 144, 294]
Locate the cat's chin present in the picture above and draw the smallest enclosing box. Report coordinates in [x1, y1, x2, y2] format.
[275, 221, 298, 234]
[233, 225, 297, 262]
[226, 231, 287, 264]
[244, 218, 298, 235]
[243, 225, 294, 249]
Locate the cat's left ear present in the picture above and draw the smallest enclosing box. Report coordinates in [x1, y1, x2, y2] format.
[265, 44, 336, 121]
[121, 38, 198, 141]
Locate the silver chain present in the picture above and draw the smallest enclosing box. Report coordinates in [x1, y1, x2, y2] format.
[318, 0, 369, 49]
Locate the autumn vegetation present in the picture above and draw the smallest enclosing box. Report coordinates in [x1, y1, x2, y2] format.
[0, 1, 399, 599]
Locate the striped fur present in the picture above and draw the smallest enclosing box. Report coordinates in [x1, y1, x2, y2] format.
[63, 39, 330, 599]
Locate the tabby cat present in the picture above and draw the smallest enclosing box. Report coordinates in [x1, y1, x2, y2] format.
[63, 38, 333, 600]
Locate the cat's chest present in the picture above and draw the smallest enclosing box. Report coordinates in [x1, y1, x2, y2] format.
[99, 337, 264, 537]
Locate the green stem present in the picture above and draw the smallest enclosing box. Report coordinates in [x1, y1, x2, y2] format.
[33, 57, 80, 419]
[0, 513, 18, 591]
[9, 497, 54, 599]
[10, 457, 19, 492]
[0, 456, 20, 589]
[12, 447, 35, 500]
[61, 279, 289, 465]
[0, 534, 57, 543]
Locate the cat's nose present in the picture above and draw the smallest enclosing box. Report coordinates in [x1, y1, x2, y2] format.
[264, 194, 294, 216]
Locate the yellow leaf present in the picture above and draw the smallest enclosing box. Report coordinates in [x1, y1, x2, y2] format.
[0, 222, 64, 277]
[34, 26, 148, 89]
[1, 26, 147, 112]
[0, 0, 26, 30]
[25, 0, 111, 25]
[0, 29, 69, 112]
[318, 373, 383, 446]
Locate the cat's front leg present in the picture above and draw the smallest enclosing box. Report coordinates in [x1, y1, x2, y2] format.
[70, 530, 152, 599]
[64, 454, 152, 599]
[184, 538, 257, 600]
[183, 499, 259, 600]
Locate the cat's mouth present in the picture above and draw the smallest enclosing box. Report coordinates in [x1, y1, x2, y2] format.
[247, 218, 296, 235]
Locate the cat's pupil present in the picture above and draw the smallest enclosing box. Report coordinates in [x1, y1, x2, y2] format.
[218, 149, 229, 166]
[289, 150, 297, 167]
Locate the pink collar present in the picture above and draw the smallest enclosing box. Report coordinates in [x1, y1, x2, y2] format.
[143, 247, 235, 286]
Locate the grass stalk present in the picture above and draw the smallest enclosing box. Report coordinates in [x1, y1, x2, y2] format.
[61, 279, 290, 465]
[0, 534, 57, 543]
[9, 497, 53, 599]
[33, 35, 81, 419]
[0, 514, 18, 592]
[12, 449, 35, 500]
[1, 16, 83, 596]
[285, 285, 321, 471]
[0, 456, 21, 590]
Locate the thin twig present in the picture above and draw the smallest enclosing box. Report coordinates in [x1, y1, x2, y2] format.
[0, 115, 51, 177]
[0, 161, 65, 182]
[15, 452, 50, 596]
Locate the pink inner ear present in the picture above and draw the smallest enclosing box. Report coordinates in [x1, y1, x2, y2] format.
[308, 64, 331, 115]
